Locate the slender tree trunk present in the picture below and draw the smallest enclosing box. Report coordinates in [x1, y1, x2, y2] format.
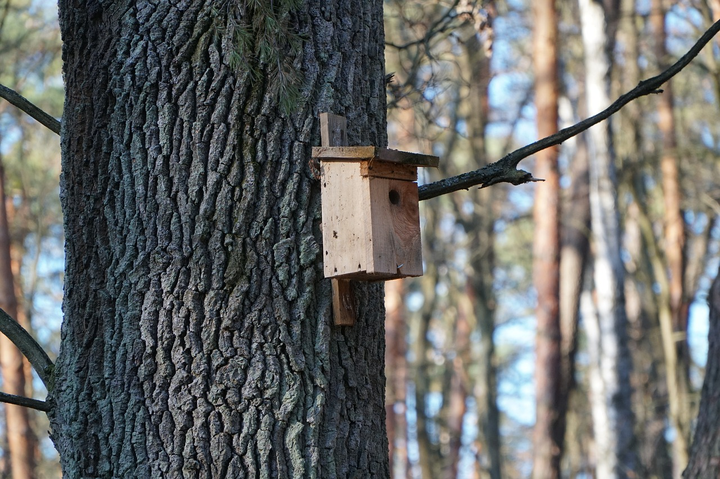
[578, 0, 638, 476]
[445, 307, 469, 479]
[531, 1, 563, 477]
[558, 131, 590, 477]
[684, 266, 720, 478]
[649, 3, 691, 475]
[0, 157, 35, 479]
[385, 279, 408, 478]
[50, 2, 390, 477]
[465, 24, 502, 479]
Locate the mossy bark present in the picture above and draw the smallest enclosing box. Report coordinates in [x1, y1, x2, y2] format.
[51, 1, 389, 477]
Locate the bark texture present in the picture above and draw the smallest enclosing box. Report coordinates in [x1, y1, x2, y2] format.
[531, 1, 563, 477]
[684, 266, 720, 479]
[51, 1, 389, 477]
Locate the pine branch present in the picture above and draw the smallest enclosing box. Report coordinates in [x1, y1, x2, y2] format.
[0, 307, 54, 390]
[0, 83, 60, 136]
[418, 18, 720, 201]
[0, 391, 50, 412]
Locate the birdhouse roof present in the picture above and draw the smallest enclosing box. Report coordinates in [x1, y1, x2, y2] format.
[312, 146, 439, 168]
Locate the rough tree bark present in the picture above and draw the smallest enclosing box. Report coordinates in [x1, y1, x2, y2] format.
[531, 0, 563, 477]
[50, 1, 390, 477]
[684, 266, 720, 478]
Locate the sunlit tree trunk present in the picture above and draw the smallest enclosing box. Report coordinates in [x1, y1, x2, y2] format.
[649, 3, 691, 475]
[559, 131, 590, 477]
[385, 278, 408, 478]
[579, 0, 638, 476]
[531, 1, 563, 477]
[0, 157, 35, 479]
[465, 21, 502, 479]
[50, 1, 390, 477]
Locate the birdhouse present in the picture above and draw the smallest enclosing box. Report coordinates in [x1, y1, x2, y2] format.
[312, 114, 438, 282]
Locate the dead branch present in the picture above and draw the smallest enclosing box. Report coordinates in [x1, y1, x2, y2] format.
[0, 307, 54, 390]
[418, 18, 720, 201]
[0, 391, 50, 412]
[0, 83, 61, 135]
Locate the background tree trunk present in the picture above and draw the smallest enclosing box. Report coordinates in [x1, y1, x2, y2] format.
[50, 1, 390, 477]
[578, 0, 638, 476]
[531, 0, 563, 476]
[649, 3, 692, 475]
[464, 29, 502, 479]
[0, 158, 35, 479]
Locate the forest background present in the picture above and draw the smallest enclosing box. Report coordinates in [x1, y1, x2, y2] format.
[0, 0, 719, 477]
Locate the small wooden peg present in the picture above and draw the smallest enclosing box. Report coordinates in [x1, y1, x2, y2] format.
[332, 279, 356, 326]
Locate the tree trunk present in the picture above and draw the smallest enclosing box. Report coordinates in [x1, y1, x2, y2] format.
[684, 266, 720, 479]
[50, 2, 390, 477]
[464, 26, 502, 479]
[578, 0, 638, 476]
[531, 0, 563, 477]
[649, 3, 692, 475]
[385, 279, 408, 478]
[0, 158, 35, 479]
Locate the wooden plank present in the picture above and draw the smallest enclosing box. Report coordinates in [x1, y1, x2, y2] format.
[312, 146, 376, 160]
[321, 161, 368, 277]
[320, 113, 347, 147]
[361, 160, 417, 181]
[319, 112, 357, 326]
[366, 177, 423, 277]
[376, 147, 439, 168]
[312, 146, 439, 168]
[332, 279, 356, 326]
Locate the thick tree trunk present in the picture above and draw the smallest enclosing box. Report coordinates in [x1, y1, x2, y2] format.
[51, 1, 390, 477]
[0, 159, 35, 479]
[530, 1, 563, 477]
[684, 266, 720, 479]
[578, 0, 638, 476]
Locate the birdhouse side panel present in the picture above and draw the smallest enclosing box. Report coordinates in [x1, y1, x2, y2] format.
[366, 177, 423, 277]
[321, 162, 371, 278]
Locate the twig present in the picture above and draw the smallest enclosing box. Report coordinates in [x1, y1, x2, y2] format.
[0, 307, 54, 390]
[0, 83, 60, 135]
[0, 392, 50, 412]
[419, 18, 720, 201]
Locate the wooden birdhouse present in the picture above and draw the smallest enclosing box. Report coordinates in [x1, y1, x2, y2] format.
[312, 113, 438, 282]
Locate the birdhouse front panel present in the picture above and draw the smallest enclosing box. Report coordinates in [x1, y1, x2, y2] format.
[320, 161, 371, 279]
[366, 177, 423, 278]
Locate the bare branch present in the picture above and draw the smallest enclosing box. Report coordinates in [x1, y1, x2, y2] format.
[419, 18, 720, 201]
[0, 307, 54, 390]
[0, 83, 60, 136]
[0, 391, 50, 412]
